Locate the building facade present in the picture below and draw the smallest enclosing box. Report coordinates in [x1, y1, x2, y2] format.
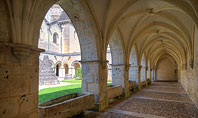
[38, 5, 112, 82]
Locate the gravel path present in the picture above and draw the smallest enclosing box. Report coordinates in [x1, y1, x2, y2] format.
[73, 82, 198, 118]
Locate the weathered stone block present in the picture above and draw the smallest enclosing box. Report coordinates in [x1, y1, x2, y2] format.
[0, 97, 19, 118]
[129, 80, 136, 90]
[19, 94, 38, 115]
[107, 85, 122, 99]
[28, 111, 38, 118]
[29, 74, 39, 94]
[0, 65, 20, 74]
[6, 52, 19, 65]
[0, 77, 9, 98]
[0, 53, 4, 64]
[38, 92, 94, 118]
[10, 75, 29, 96]
[20, 65, 34, 74]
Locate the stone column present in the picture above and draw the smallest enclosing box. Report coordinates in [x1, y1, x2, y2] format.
[138, 65, 142, 90]
[125, 64, 131, 97]
[150, 68, 152, 84]
[58, 64, 65, 80]
[0, 43, 43, 118]
[153, 69, 156, 81]
[145, 67, 148, 87]
[80, 60, 108, 111]
[129, 65, 139, 82]
[111, 64, 130, 97]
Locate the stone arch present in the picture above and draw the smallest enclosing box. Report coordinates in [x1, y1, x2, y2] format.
[70, 61, 81, 78]
[53, 32, 59, 44]
[30, 0, 104, 105]
[129, 45, 139, 83]
[55, 62, 62, 77]
[71, 61, 82, 69]
[64, 63, 69, 74]
[49, 60, 55, 67]
[107, 63, 112, 81]
[73, 62, 81, 71]
[108, 30, 126, 93]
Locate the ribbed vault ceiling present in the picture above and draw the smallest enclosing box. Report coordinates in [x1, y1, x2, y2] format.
[87, 0, 198, 68]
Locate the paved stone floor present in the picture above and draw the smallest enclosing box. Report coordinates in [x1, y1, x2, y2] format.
[73, 82, 198, 118]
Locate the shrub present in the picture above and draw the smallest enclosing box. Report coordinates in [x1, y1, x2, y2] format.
[75, 67, 82, 78]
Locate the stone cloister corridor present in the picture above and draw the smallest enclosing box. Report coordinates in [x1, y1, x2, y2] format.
[1, 0, 198, 118]
[75, 82, 198, 118]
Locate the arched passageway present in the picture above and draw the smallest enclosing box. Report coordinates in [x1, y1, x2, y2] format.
[55, 63, 61, 77]
[141, 54, 146, 83]
[107, 31, 128, 94]
[1, 0, 198, 117]
[129, 46, 139, 84]
[64, 64, 69, 74]
[73, 62, 81, 71]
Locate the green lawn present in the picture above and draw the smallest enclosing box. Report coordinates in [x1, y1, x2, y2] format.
[60, 79, 112, 83]
[39, 79, 113, 103]
[60, 79, 82, 83]
[39, 84, 81, 103]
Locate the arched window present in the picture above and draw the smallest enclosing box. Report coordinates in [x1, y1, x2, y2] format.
[53, 32, 58, 43]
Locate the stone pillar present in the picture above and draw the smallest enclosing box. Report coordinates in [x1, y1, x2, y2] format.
[145, 67, 148, 87]
[0, 43, 43, 118]
[129, 65, 139, 83]
[80, 60, 108, 111]
[153, 69, 156, 81]
[150, 69, 152, 84]
[58, 64, 65, 80]
[138, 65, 142, 90]
[111, 64, 130, 97]
[177, 67, 181, 83]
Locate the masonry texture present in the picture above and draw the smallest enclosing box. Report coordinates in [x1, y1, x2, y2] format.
[0, 0, 198, 117]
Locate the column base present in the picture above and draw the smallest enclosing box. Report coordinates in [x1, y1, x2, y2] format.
[93, 100, 109, 112]
[122, 89, 130, 98]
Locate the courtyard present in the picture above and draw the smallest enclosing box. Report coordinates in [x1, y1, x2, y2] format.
[39, 79, 112, 103]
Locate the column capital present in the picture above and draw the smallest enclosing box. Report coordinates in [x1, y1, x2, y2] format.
[110, 64, 131, 71]
[80, 60, 108, 63]
[0, 42, 44, 63]
[181, 64, 187, 70]
[0, 42, 44, 52]
[138, 65, 142, 70]
[80, 60, 109, 69]
[125, 64, 131, 72]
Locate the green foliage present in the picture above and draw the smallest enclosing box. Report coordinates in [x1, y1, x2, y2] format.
[75, 67, 82, 78]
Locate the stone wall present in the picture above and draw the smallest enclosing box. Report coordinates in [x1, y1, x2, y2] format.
[156, 58, 177, 81]
[180, 26, 198, 108]
[0, 44, 41, 118]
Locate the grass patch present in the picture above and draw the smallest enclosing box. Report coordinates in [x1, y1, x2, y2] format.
[60, 79, 82, 83]
[39, 84, 81, 103]
[39, 79, 112, 103]
[107, 83, 112, 86]
[107, 80, 112, 83]
[60, 79, 112, 83]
